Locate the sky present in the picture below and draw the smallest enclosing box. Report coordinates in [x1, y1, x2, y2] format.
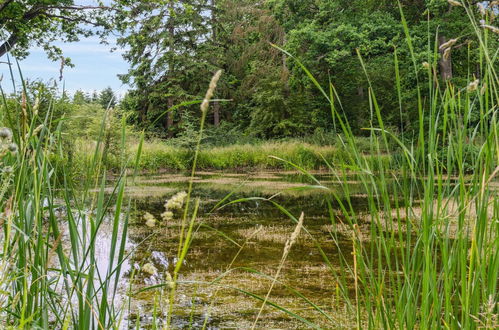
[0, 36, 130, 98]
[0, 0, 129, 98]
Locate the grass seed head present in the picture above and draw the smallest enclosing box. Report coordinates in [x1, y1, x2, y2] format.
[161, 211, 173, 221]
[200, 70, 223, 114]
[481, 24, 499, 34]
[447, 0, 462, 6]
[439, 38, 459, 51]
[143, 212, 157, 227]
[142, 263, 158, 275]
[467, 79, 480, 92]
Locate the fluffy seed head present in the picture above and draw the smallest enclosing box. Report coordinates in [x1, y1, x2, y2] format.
[467, 79, 480, 92]
[439, 38, 458, 51]
[448, 0, 462, 7]
[0, 127, 12, 140]
[142, 263, 158, 275]
[165, 191, 188, 210]
[200, 70, 223, 114]
[8, 143, 18, 153]
[143, 212, 157, 227]
[481, 24, 499, 34]
[161, 211, 174, 221]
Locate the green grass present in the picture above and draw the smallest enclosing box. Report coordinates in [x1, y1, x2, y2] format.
[69, 138, 393, 172]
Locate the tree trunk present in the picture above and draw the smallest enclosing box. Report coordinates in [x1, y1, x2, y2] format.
[213, 101, 220, 127]
[438, 35, 453, 81]
[167, 1, 175, 137]
[357, 86, 364, 98]
[167, 98, 174, 138]
[211, 0, 221, 127]
[281, 33, 290, 98]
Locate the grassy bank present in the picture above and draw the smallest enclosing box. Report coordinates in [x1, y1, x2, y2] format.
[73, 139, 392, 172]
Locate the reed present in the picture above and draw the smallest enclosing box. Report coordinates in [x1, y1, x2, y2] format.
[222, 1, 498, 328]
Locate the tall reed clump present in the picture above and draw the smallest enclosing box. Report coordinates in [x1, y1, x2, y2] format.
[227, 2, 497, 329]
[0, 70, 142, 328]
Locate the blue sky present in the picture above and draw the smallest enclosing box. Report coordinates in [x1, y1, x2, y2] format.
[0, 36, 130, 98]
[0, 0, 129, 98]
[0, 37, 129, 95]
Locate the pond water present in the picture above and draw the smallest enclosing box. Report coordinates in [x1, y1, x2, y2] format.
[104, 171, 373, 329]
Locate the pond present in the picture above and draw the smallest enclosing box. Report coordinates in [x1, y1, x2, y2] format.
[98, 171, 377, 329]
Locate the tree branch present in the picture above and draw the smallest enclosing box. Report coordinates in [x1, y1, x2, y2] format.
[0, 5, 45, 57]
[0, 33, 18, 58]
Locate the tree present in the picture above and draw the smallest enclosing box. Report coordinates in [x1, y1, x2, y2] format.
[0, 0, 112, 61]
[73, 89, 87, 105]
[99, 87, 116, 109]
[114, 0, 217, 136]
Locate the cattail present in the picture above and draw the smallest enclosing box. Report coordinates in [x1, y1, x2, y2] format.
[200, 70, 222, 114]
[439, 38, 458, 51]
[467, 79, 480, 92]
[448, 0, 462, 7]
[481, 24, 499, 34]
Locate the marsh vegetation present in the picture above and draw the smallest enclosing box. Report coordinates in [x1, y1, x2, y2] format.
[0, 0, 498, 329]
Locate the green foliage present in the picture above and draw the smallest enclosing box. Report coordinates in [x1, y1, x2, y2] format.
[0, 0, 112, 61]
[98, 86, 117, 109]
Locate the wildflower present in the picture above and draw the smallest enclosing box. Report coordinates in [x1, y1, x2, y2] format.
[422, 62, 430, 69]
[165, 191, 188, 210]
[142, 263, 158, 275]
[0, 127, 12, 140]
[161, 211, 174, 221]
[467, 79, 480, 92]
[143, 212, 157, 227]
[447, 0, 462, 7]
[439, 38, 458, 51]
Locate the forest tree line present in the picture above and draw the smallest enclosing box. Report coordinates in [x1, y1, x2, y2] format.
[1, 0, 498, 140]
